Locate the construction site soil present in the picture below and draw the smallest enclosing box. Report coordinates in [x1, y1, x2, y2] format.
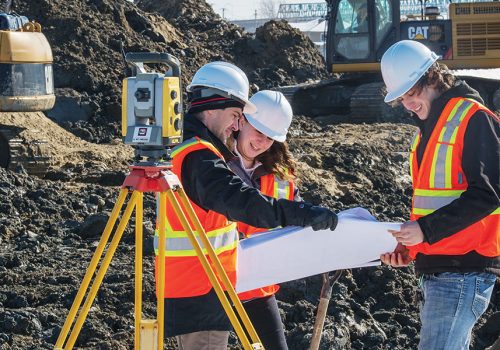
[0, 0, 499, 349]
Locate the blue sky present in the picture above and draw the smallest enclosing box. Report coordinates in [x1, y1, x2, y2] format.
[208, 0, 324, 20]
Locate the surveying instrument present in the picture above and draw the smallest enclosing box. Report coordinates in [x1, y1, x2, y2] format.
[54, 52, 264, 350]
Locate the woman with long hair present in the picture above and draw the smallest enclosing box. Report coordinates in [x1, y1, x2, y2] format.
[227, 90, 299, 350]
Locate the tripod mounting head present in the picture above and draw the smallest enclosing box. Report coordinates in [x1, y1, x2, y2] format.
[122, 52, 183, 164]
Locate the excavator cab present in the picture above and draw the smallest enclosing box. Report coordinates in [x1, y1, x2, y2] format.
[0, 12, 55, 111]
[326, 0, 500, 72]
[322, 0, 500, 114]
[326, 0, 400, 72]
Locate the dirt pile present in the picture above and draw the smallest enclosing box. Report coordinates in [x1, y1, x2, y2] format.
[136, 0, 328, 90]
[235, 20, 328, 89]
[13, 0, 327, 143]
[135, 0, 246, 71]
[0, 112, 132, 171]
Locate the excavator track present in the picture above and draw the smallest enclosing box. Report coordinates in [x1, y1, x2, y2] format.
[279, 73, 500, 122]
[349, 82, 406, 122]
[0, 126, 50, 177]
[278, 74, 394, 122]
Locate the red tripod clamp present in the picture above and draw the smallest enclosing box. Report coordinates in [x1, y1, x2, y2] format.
[122, 165, 181, 193]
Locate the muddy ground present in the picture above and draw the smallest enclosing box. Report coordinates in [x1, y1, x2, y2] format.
[0, 0, 499, 349]
[1, 116, 498, 350]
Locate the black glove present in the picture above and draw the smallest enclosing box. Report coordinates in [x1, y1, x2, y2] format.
[306, 205, 338, 231]
[277, 200, 338, 231]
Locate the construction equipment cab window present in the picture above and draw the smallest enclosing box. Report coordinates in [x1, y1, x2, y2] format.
[333, 0, 393, 60]
[0, 63, 53, 96]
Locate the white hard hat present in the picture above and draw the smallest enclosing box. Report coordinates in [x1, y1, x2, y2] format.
[381, 40, 440, 103]
[245, 90, 293, 142]
[187, 61, 256, 113]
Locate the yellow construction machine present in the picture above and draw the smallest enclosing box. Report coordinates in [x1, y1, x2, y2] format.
[289, 0, 500, 121]
[0, 8, 55, 175]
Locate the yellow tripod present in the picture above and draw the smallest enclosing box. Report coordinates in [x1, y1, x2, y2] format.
[54, 164, 264, 350]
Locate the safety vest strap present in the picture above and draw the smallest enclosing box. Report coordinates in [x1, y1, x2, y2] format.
[154, 222, 238, 256]
[430, 99, 476, 188]
[171, 136, 224, 160]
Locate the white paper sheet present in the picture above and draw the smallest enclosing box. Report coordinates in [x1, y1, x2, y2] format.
[236, 207, 400, 293]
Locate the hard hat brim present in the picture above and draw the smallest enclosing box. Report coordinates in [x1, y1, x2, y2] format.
[243, 100, 257, 114]
[384, 54, 439, 103]
[245, 113, 286, 142]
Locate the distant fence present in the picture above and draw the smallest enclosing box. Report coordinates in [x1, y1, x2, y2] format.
[277, 0, 496, 21]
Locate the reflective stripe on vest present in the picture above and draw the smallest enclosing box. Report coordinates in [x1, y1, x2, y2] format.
[171, 136, 221, 159]
[430, 99, 474, 189]
[409, 97, 499, 258]
[153, 223, 238, 256]
[412, 188, 465, 216]
[274, 177, 291, 199]
[409, 131, 420, 182]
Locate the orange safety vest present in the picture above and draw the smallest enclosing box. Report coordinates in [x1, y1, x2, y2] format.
[408, 97, 500, 259]
[154, 137, 239, 298]
[237, 171, 295, 301]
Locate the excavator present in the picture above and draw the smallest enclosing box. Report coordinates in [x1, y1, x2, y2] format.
[289, 0, 500, 121]
[0, 1, 55, 175]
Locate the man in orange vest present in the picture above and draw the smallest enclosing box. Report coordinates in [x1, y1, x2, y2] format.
[380, 40, 499, 349]
[157, 62, 338, 350]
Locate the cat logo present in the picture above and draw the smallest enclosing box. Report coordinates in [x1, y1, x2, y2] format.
[408, 26, 429, 40]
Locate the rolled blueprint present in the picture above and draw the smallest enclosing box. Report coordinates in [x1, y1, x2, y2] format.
[236, 207, 400, 293]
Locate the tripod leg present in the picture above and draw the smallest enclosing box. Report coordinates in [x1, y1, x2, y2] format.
[135, 192, 143, 350]
[64, 191, 141, 350]
[157, 192, 167, 350]
[166, 189, 262, 350]
[54, 188, 129, 349]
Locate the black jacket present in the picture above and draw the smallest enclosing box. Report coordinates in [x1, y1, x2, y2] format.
[165, 114, 328, 336]
[413, 81, 500, 276]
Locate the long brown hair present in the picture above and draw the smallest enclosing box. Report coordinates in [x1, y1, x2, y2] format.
[257, 141, 297, 181]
